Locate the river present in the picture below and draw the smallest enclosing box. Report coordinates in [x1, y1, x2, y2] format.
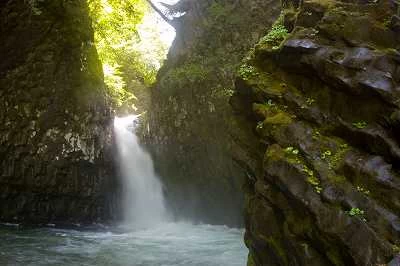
[0, 222, 247, 266]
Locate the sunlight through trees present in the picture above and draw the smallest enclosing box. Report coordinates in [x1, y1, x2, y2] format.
[88, 0, 171, 111]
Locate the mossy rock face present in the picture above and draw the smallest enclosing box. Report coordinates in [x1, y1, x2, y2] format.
[146, 0, 282, 226]
[0, 0, 116, 225]
[231, 0, 400, 265]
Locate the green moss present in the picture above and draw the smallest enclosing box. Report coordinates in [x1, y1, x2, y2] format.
[266, 144, 285, 161]
[265, 112, 293, 125]
[286, 215, 312, 236]
[327, 143, 349, 170]
[327, 174, 346, 184]
[317, 137, 349, 170]
[301, 164, 322, 193]
[253, 102, 276, 118]
[265, 237, 288, 265]
[161, 63, 209, 91]
[240, 62, 287, 97]
[210, 86, 234, 98]
[308, 0, 336, 8]
[326, 248, 346, 266]
[208, 2, 231, 19]
[247, 253, 256, 266]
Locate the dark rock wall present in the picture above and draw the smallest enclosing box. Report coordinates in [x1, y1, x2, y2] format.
[231, 0, 400, 265]
[0, 0, 117, 224]
[146, 0, 281, 226]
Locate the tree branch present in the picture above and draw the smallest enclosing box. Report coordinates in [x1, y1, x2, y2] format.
[145, 0, 174, 27]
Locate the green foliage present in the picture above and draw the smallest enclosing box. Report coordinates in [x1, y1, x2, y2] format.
[285, 146, 299, 155]
[238, 64, 258, 81]
[88, 0, 166, 108]
[352, 121, 368, 129]
[347, 207, 367, 221]
[259, 13, 288, 48]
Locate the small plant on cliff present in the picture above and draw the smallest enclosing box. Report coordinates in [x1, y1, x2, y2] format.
[321, 150, 332, 159]
[347, 207, 367, 222]
[394, 244, 400, 254]
[285, 146, 299, 155]
[27, 0, 42, 15]
[306, 97, 315, 106]
[356, 186, 370, 196]
[259, 13, 288, 48]
[303, 165, 322, 194]
[352, 121, 367, 129]
[238, 64, 258, 81]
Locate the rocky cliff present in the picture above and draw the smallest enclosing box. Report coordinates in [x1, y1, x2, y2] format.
[231, 0, 400, 265]
[0, 0, 117, 225]
[147, 0, 281, 226]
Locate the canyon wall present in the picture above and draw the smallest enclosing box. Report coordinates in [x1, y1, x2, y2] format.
[147, 0, 281, 226]
[0, 0, 117, 225]
[231, 0, 400, 264]
[149, 0, 400, 264]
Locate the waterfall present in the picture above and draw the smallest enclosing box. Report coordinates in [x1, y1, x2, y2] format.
[113, 115, 167, 229]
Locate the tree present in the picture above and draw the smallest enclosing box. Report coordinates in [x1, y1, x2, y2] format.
[88, 0, 167, 111]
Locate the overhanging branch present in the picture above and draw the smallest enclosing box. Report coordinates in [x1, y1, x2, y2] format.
[145, 0, 175, 27]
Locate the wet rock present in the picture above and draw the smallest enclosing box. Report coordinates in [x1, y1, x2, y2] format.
[232, 0, 400, 264]
[146, 0, 282, 226]
[390, 15, 400, 33]
[0, 0, 117, 225]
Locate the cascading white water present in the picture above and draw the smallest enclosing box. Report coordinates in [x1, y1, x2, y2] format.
[113, 115, 167, 228]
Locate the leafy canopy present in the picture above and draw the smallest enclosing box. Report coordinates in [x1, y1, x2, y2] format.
[88, 0, 167, 109]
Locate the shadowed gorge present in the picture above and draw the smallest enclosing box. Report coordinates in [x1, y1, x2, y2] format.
[1, 0, 400, 265]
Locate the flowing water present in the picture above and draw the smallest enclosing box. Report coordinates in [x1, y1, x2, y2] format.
[0, 223, 247, 266]
[0, 116, 247, 265]
[113, 115, 167, 228]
